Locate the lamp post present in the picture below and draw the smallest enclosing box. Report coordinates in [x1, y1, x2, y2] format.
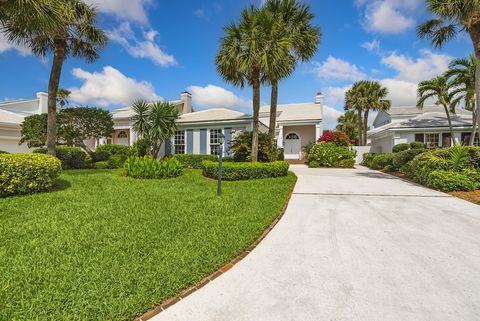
[217, 132, 225, 196]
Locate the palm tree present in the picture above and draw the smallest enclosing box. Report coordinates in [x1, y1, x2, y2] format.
[56, 88, 71, 109]
[2, 0, 107, 156]
[345, 80, 390, 146]
[417, 0, 480, 147]
[263, 0, 321, 140]
[130, 100, 179, 159]
[336, 110, 360, 145]
[445, 55, 478, 145]
[417, 76, 457, 146]
[216, 6, 293, 161]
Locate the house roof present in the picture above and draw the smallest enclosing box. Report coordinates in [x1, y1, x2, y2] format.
[386, 105, 471, 117]
[259, 102, 322, 124]
[111, 100, 184, 119]
[178, 108, 251, 123]
[0, 108, 27, 125]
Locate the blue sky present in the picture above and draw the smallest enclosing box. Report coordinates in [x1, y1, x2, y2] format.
[0, 0, 474, 128]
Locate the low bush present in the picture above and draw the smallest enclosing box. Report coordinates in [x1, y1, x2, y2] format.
[90, 150, 109, 162]
[0, 153, 62, 197]
[34, 146, 88, 169]
[404, 149, 453, 184]
[426, 170, 477, 192]
[96, 144, 131, 158]
[384, 164, 395, 172]
[392, 143, 410, 153]
[107, 154, 127, 169]
[307, 142, 356, 168]
[124, 156, 183, 179]
[173, 154, 218, 169]
[337, 158, 356, 168]
[410, 141, 426, 149]
[392, 149, 426, 171]
[370, 153, 395, 170]
[230, 131, 278, 162]
[277, 148, 285, 161]
[132, 138, 150, 157]
[361, 153, 377, 168]
[202, 161, 289, 181]
[0, 150, 8, 154]
[95, 161, 109, 169]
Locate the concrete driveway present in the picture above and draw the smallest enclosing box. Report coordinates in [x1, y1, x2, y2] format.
[151, 165, 480, 321]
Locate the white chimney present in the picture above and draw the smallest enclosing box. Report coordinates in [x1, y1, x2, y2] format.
[36, 92, 48, 114]
[315, 92, 324, 105]
[180, 91, 193, 114]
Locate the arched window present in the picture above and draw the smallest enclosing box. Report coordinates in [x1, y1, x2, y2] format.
[117, 131, 128, 138]
[286, 133, 299, 140]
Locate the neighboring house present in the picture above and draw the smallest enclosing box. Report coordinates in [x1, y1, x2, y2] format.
[0, 92, 48, 153]
[368, 105, 477, 153]
[106, 92, 324, 159]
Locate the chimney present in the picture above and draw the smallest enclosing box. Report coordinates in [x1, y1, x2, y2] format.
[180, 91, 192, 114]
[315, 92, 324, 105]
[36, 92, 48, 114]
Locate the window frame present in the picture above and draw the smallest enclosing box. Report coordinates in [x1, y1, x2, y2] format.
[174, 130, 186, 155]
[425, 133, 439, 149]
[210, 128, 223, 155]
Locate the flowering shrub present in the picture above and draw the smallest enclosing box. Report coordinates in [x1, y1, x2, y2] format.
[307, 142, 357, 168]
[317, 130, 351, 146]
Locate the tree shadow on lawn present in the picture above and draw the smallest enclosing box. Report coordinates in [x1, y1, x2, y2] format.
[52, 178, 71, 192]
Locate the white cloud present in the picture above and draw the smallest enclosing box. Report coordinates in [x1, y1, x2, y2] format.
[0, 32, 31, 56]
[313, 56, 366, 81]
[107, 22, 176, 67]
[194, 9, 206, 18]
[324, 85, 352, 105]
[69, 66, 160, 107]
[84, 0, 152, 24]
[379, 78, 419, 106]
[381, 49, 452, 83]
[362, 39, 380, 52]
[187, 84, 251, 110]
[358, 0, 421, 34]
[323, 105, 344, 129]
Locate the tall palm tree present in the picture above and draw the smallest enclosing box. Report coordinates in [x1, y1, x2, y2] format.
[446, 55, 478, 145]
[2, 0, 107, 156]
[417, 0, 480, 147]
[345, 80, 390, 146]
[336, 110, 360, 145]
[216, 6, 293, 161]
[263, 0, 321, 140]
[417, 76, 457, 146]
[56, 88, 71, 109]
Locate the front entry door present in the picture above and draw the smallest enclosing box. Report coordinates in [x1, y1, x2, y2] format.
[284, 133, 301, 159]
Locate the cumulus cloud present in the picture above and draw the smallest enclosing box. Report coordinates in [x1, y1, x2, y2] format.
[107, 23, 176, 67]
[0, 32, 31, 56]
[84, 0, 152, 24]
[323, 105, 344, 129]
[379, 78, 419, 106]
[69, 66, 160, 107]
[187, 85, 251, 110]
[362, 39, 380, 52]
[324, 85, 352, 105]
[313, 56, 366, 81]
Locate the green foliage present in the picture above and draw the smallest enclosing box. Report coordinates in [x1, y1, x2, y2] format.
[410, 141, 427, 149]
[370, 153, 395, 170]
[95, 144, 131, 158]
[276, 148, 284, 161]
[336, 110, 360, 145]
[404, 149, 456, 184]
[94, 161, 109, 169]
[307, 142, 356, 168]
[0, 151, 8, 154]
[132, 138, 150, 157]
[124, 156, 183, 179]
[19, 114, 48, 148]
[173, 154, 218, 169]
[0, 153, 61, 197]
[34, 146, 88, 169]
[426, 170, 477, 192]
[90, 150, 109, 162]
[384, 164, 395, 173]
[202, 161, 289, 180]
[392, 149, 426, 171]
[230, 131, 279, 162]
[361, 153, 377, 167]
[392, 143, 410, 153]
[302, 142, 315, 159]
[107, 154, 127, 169]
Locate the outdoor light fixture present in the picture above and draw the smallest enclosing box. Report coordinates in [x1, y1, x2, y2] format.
[217, 132, 225, 196]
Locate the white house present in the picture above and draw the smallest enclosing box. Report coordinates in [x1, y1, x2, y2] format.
[0, 92, 48, 153]
[368, 105, 477, 153]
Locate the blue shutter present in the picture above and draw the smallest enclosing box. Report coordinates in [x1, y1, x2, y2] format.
[165, 139, 172, 156]
[200, 128, 207, 154]
[186, 129, 193, 154]
[224, 128, 232, 156]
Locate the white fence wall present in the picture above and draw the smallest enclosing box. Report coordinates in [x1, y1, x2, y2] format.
[352, 146, 374, 165]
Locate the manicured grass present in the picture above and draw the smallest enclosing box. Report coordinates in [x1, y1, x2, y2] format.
[0, 169, 296, 321]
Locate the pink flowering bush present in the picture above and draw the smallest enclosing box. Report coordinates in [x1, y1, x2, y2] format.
[317, 130, 351, 146]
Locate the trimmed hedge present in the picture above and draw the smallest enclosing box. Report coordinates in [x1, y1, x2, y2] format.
[410, 141, 427, 149]
[95, 144, 131, 158]
[0, 153, 62, 197]
[124, 156, 183, 179]
[95, 161, 109, 169]
[426, 170, 478, 192]
[173, 154, 218, 169]
[34, 146, 88, 169]
[0, 150, 8, 154]
[392, 149, 426, 171]
[361, 153, 377, 168]
[370, 153, 395, 170]
[202, 161, 289, 181]
[392, 143, 410, 153]
[307, 142, 356, 168]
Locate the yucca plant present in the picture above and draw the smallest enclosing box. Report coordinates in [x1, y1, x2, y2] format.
[124, 156, 183, 179]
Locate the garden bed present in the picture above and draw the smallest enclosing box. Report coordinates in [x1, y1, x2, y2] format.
[0, 169, 296, 320]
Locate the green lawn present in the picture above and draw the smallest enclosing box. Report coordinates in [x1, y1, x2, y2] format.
[0, 169, 295, 321]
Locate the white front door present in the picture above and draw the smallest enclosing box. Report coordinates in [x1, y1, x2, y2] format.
[284, 132, 301, 159]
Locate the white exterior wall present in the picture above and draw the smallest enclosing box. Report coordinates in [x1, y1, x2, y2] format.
[370, 135, 394, 153]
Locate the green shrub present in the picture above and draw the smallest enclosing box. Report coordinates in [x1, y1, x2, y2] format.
[132, 138, 150, 157]
[0, 153, 62, 197]
[107, 154, 127, 169]
[384, 164, 395, 172]
[466, 146, 480, 168]
[91, 150, 109, 162]
[370, 153, 395, 170]
[34, 146, 87, 169]
[96, 144, 131, 158]
[426, 170, 477, 192]
[95, 161, 109, 169]
[361, 153, 377, 167]
[392, 149, 426, 170]
[392, 143, 410, 153]
[202, 161, 289, 181]
[124, 156, 183, 179]
[307, 142, 356, 168]
[302, 142, 315, 159]
[230, 131, 278, 162]
[337, 158, 356, 168]
[410, 141, 426, 149]
[277, 148, 284, 161]
[0, 150, 8, 154]
[173, 154, 218, 169]
[404, 150, 450, 184]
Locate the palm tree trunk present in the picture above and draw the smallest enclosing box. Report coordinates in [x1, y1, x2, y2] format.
[357, 109, 363, 146]
[443, 104, 456, 146]
[46, 39, 67, 156]
[470, 101, 477, 146]
[363, 109, 369, 146]
[251, 76, 260, 162]
[469, 28, 480, 146]
[268, 80, 278, 141]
